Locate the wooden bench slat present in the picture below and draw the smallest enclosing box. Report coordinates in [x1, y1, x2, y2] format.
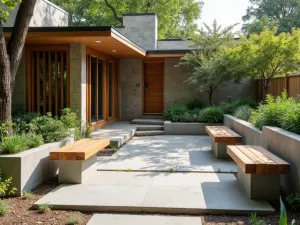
[205, 126, 242, 144]
[227, 145, 256, 173]
[50, 138, 110, 160]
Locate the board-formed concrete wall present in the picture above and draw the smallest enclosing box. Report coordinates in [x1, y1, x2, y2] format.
[1, 0, 68, 27]
[118, 14, 157, 50]
[120, 59, 143, 120]
[164, 58, 256, 108]
[224, 114, 300, 193]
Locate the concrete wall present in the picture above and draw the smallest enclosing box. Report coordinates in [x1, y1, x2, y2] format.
[164, 58, 256, 108]
[12, 50, 26, 111]
[119, 14, 157, 50]
[1, 0, 68, 27]
[70, 44, 87, 122]
[120, 59, 143, 120]
[157, 40, 191, 50]
[224, 114, 300, 193]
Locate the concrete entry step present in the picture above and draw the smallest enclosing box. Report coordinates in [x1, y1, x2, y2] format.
[135, 130, 165, 136]
[87, 214, 202, 225]
[137, 125, 164, 131]
[141, 114, 165, 120]
[132, 119, 165, 125]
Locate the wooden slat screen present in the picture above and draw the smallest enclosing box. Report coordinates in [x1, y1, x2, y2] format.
[26, 48, 70, 116]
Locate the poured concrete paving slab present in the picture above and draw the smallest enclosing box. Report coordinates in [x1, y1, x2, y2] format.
[97, 135, 237, 173]
[87, 214, 202, 225]
[34, 172, 274, 215]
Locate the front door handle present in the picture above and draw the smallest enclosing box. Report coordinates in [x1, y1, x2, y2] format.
[145, 82, 148, 91]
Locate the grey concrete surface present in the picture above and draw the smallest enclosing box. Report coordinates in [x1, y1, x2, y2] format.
[87, 214, 202, 225]
[96, 135, 237, 173]
[164, 122, 223, 135]
[0, 138, 74, 196]
[34, 171, 274, 215]
[211, 142, 231, 159]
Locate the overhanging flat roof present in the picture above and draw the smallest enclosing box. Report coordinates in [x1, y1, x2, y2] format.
[4, 26, 146, 58]
[147, 49, 190, 58]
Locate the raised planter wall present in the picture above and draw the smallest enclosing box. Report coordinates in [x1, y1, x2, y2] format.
[0, 138, 74, 196]
[224, 114, 300, 192]
[164, 121, 223, 135]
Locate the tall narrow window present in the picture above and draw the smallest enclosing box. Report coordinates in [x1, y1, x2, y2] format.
[91, 56, 98, 123]
[27, 49, 69, 116]
[108, 62, 114, 118]
[98, 59, 104, 120]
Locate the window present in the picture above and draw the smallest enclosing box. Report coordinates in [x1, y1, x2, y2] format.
[26, 47, 69, 116]
[108, 61, 114, 118]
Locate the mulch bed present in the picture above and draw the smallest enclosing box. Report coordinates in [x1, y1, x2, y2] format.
[1, 178, 300, 225]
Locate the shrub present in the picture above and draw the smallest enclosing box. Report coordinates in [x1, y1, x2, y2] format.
[251, 93, 295, 130]
[69, 213, 81, 225]
[286, 193, 300, 211]
[280, 103, 300, 134]
[164, 104, 188, 121]
[0, 121, 12, 142]
[25, 134, 44, 149]
[0, 200, 9, 216]
[198, 106, 223, 123]
[30, 113, 68, 143]
[0, 170, 17, 197]
[186, 99, 207, 110]
[180, 112, 194, 122]
[0, 135, 28, 154]
[232, 97, 257, 109]
[218, 102, 236, 114]
[81, 123, 92, 138]
[22, 191, 33, 200]
[38, 203, 52, 213]
[234, 105, 252, 121]
[12, 112, 39, 134]
[60, 108, 80, 129]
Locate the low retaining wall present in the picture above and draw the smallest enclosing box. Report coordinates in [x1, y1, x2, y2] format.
[224, 114, 300, 192]
[164, 121, 222, 135]
[0, 138, 74, 196]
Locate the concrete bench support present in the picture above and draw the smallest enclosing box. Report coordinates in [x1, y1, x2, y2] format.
[58, 154, 96, 184]
[237, 167, 280, 200]
[211, 142, 231, 159]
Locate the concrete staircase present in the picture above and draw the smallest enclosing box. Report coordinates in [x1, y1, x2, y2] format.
[131, 116, 165, 136]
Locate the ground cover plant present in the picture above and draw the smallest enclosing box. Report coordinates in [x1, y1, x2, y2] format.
[0, 108, 92, 155]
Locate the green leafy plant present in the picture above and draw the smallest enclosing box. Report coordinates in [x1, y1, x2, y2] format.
[198, 106, 224, 123]
[22, 191, 33, 200]
[38, 203, 52, 214]
[218, 102, 236, 114]
[250, 212, 265, 225]
[164, 104, 188, 121]
[25, 133, 44, 149]
[0, 121, 13, 142]
[169, 168, 175, 173]
[286, 193, 300, 211]
[186, 99, 207, 110]
[0, 135, 28, 154]
[181, 112, 194, 122]
[30, 113, 68, 143]
[126, 168, 132, 172]
[0, 200, 9, 216]
[81, 123, 92, 139]
[232, 98, 257, 109]
[234, 105, 252, 121]
[68, 213, 81, 225]
[280, 103, 300, 135]
[280, 197, 296, 225]
[12, 112, 39, 134]
[0, 170, 17, 197]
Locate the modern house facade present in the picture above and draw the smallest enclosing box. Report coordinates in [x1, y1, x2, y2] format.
[2, 0, 255, 129]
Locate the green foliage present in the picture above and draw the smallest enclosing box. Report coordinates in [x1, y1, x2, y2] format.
[25, 134, 44, 149]
[234, 105, 253, 122]
[250, 212, 265, 225]
[0, 170, 17, 197]
[22, 191, 33, 200]
[186, 99, 207, 110]
[198, 106, 223, 123]
[0, 0, 20, 22]
[68, 213, 81, 225]
[0, 135, 28, 154]
[60, 108, 81, 140]
[50, 0, 202, 39]
[232, 98, 258, 109]
[286, 193, 300, 211]
[251, 93, 295, 130]
[164, 104, 188, 121]
[0, 121, 12, 142]
[181, 112, 194, 122]
[12, 112, 39, 134]
[0, 200, 9, 216]
[280, 197, 296, 225]
[169, 168, 175, 173]
[218, 102, 236, 114]
[38, 203, 52, 213]
[243, 0, 300, 34]
[30, 113, 68, 143]
[81, 123, 92, 139]
[280, 103, 300, 134]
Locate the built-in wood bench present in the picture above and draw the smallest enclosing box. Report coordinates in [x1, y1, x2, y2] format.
[205, 126, 242, 159]
[227, 145, 290, 200]
[50, 138, 110, 184]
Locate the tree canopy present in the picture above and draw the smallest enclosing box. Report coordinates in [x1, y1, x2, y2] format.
[242, 0, 300, 34]
[50, 0, 203, 39]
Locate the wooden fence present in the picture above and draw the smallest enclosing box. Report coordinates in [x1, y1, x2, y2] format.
[256, 74, 300, 101]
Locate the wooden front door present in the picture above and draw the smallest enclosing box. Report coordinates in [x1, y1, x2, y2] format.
[144, 61, 164, 114]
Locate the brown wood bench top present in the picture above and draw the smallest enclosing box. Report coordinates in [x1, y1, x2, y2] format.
[50, 138, 110, 161]
[227, 145, 290, 175]
[205, 126, 242, 144]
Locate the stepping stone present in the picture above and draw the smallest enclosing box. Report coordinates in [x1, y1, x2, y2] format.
[132, 119, 165, 125]
[87, 214, 202, 225]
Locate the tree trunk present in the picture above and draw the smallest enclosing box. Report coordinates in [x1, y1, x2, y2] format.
[208, 86, 213, 105]
[262, 83, 270, 102]
[104, 0, 122, 24]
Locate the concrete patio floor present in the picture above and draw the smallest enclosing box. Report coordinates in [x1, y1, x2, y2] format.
[96, 135, 237, 173]
[34, 171, 274, 214]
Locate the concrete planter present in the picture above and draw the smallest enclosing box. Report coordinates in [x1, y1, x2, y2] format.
[164, 121, 223, 135]
[224, 114, 300, 192]
[0, 138, 74, 196]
